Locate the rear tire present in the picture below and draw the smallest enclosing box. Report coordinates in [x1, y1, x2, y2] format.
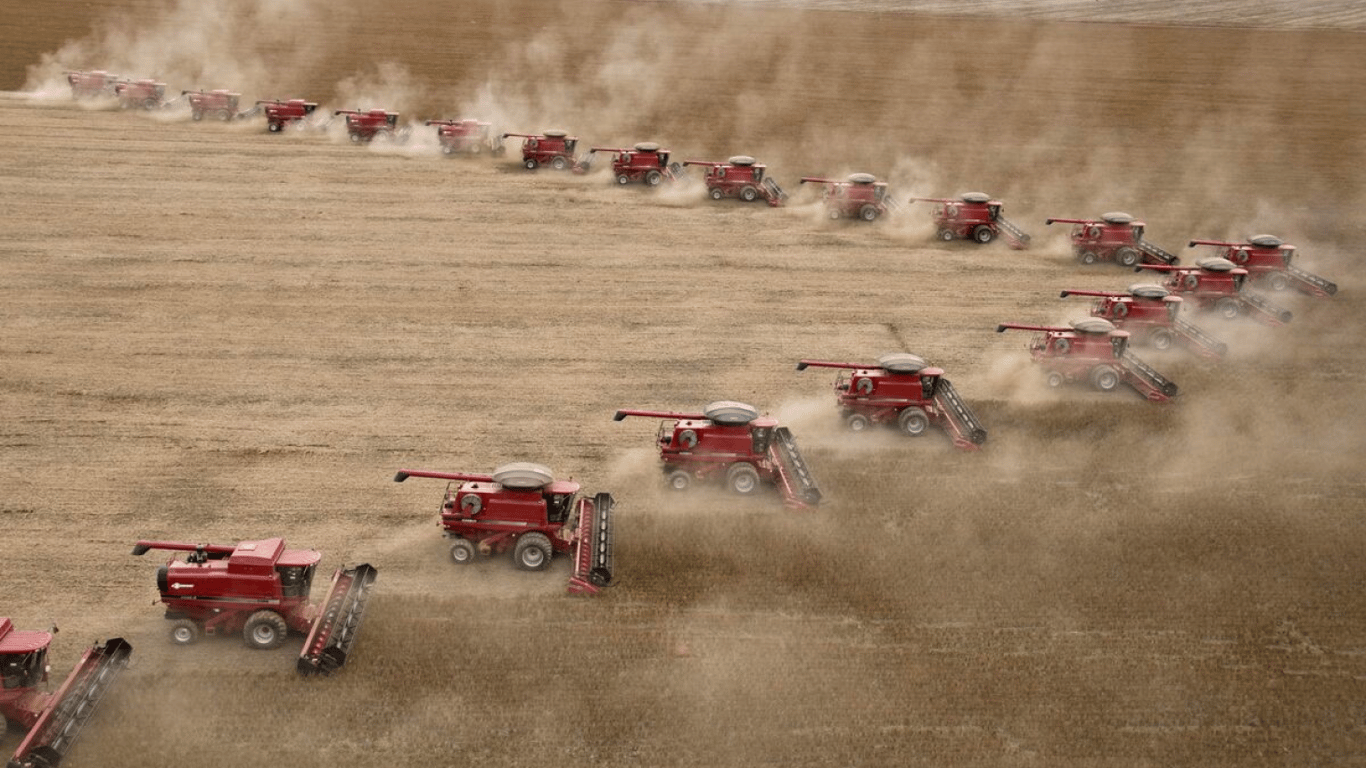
[243, 610, 288, 650]
[709, 187, 725, 201]
[267, 121, 283, 133]
[1046, 371, 1066, 388]
[169, 618, 201, 646]
[441, 144, 456, 156]
[524, 158, 539, 170]
[513, 532, 553, 571]
[725, 462, 761, 495]
[667, 470, 692, 491]
[449, 538, 475, 564]
[937, 229, 955, 242]
[616, 173, 631, 185]
[897, 407, 929, 437]
[191, 110, 203, 121]
[1079, 251, 1099, 265]
[845, 413, 870, 432]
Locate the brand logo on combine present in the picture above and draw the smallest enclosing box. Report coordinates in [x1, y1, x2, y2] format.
[171, 582, 195, 589]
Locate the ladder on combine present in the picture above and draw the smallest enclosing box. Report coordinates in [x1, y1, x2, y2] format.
[1239, 292, 1293, 325]
[569, 493, 614, 595]
[1137, 239, 1180, 265]
[768, 427, 821, 508]
[932, 379, 988, 449]
[1119, 352, 1179, 401]
[763, 177, 787, 206]
[996, 217, 1032, 250]
[1172, 319, 1228, 359]
[9, 638, 132, 768]
[298, 564, 378, 677]
[1287, 265, 1338, 297]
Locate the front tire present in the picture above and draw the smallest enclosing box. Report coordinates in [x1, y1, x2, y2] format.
[169, 618, 201, 646]
[550, 156, 569, 171]
[972, 225, 994, 243]
[644, 170, 663, 186]
[1149, 328, 1174, 350]
[1267, 272, 1290, 291]
[243, 610, 288, 650]
[726, 462, 761, 495]
[513, 532, 553, 571]
[1116, 247, 1140, 267]
[1216, 297, 1241, 319]
[859, 205, 879, 222]
[898, 407, 929, 437]
[740, 186, 759, 202]
[1090, 366, 1121, 392]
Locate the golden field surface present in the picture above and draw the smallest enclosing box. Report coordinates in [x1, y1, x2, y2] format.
[2, 1, 1365, 766]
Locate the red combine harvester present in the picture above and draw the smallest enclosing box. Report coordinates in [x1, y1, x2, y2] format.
[800, 173, 896, 221]
[334, 109, 400, 142]
[501, 130, 580, 170]
[182, 89, 240, 121]
[63, 70, 119, 99]
[796, 353, 987, 450]
[131, 538, 377, 676]
[1, 618, 131, 768]
[1045, 211, 1179, 266]
[237, 98, 319, 132]
[113, 78, 167, 110]
[996, 318, 1179, 401]
[581, 142, 682, 185]
[1188, 235, 1337, 298]
[683, 156, 787, 206]
[1060, 284, 1227, 359]
[909, 192, 1030, 248]
[392, 463, 613, 595]
[426, 119, 504, 155]
[1136, 258, 1293, 325]
[613, 401, 820, 508]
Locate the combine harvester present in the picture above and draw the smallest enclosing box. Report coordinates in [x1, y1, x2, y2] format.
[1136, 258, 1293, 325]
[334, 108, 401, 143]
[796, 353, 986, 450]
[501, 130, 581, 170]
[579, 142, 682, 185]
[909, 192, 1030, 248]
[63, 70, 120, 99]
[180, 89, 241, 121]
[426, 119, 504, 155]
[613, 401, 820, 508]
[113, 78, 167, 110]
[1059, 284, 1227, 359]
[131, 538, 377, 676]
[683, 156, 787, 206]
[236, 98, 318, 132]
[1, 618, 131, 768]
[799, 173, 897, 221]
[1045, 211, 1179, 266]
[996, 318, 1179, 401]
[393, 463, 613, 595]
[1188, 235, 1337, 297]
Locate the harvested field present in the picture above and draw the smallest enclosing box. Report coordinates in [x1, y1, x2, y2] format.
[2, 1, 1365, 766]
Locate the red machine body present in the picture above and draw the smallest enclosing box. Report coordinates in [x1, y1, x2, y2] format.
[248, 98, 318, 132]
[996, 318, 1179, 401]
[1188, 235, 1337, 298]
[797, 353, 987, 449]
[426, 119, 504, 155]
[114, 79, 167, 110]
[1137, 257, 1293, 325]
[583, 142, 681, 185]
[613, 401, 820, 508]
[801, 174, 894, 221]
[910, 192, 1030, 248]
[1, 618, 131, 768]
[502, 130, 580, 170]
[1060, 284, 1227, 359]
[64, 70, 119, 99]
[183, 89, 240, 121]
[392, 463, 613, 595]
[334, 109, 400, 142]
[682, 156, 787, 206]
[131, 538, 377, 675]
[1045, 212, 1179, 266]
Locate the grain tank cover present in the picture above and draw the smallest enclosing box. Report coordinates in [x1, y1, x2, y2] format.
[960, 192, 991, 203]
[703, 401, 760, 425]
[1071, 318, 1117, 334]
[1249, 234, 1283, 248]
[1101, 211, 1135, 225]
[492, 462, 556, 490]
[877, 353, 929, 374]
[1128, 283, 1171, 299]
[543, 129, 568, 138]
[727, 155, 756, 167]
[1197, 257, 1238, 272]
[633, 141, 661, 152]
[846, 172, 877, 184]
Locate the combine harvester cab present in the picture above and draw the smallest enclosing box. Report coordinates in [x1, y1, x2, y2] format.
[796, 353, 986, 449]
[1, 618, 131, 768]
[909, 192, 1030, 248]
[1059, 284, 1227, 359]
[613, 401, 820, 508]
[113, 78, 167, 110]
[334, 108, 400, 143]
[582, 142, 682, 185]
[425, 119, 503, 156]
[501, 130, 582, 170]
[182, 89, 241, 121]
[800, 173, 895, 221]
[1188, 235, 1337, 298]
[393, 463, 613, 595]
[130, 539, 377, 676]
[682, 156, 787, 206]
[1137, 258, 1293, 326]
[241, 98, 318, 132]
[1045, 211, 1179, 266]
[63, 70, 120, 99]
[996, 318, 1178, 402]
